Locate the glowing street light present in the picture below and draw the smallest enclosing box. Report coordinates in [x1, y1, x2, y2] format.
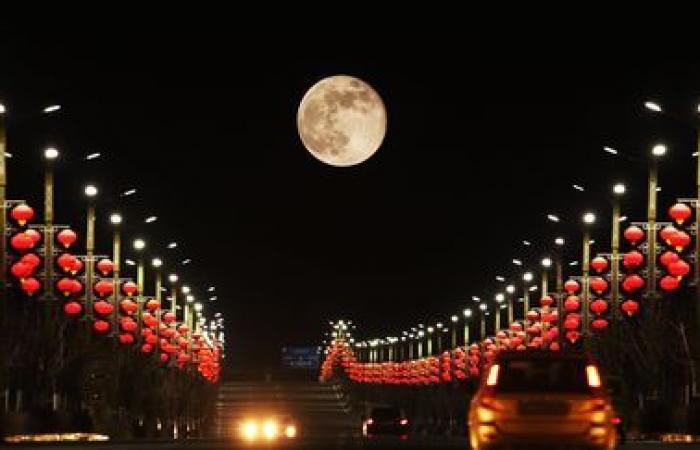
[583, 212, 596, 224]
[145, 216, 158, 223]
[555, 237, 565, 246]
[495, 275, 505, 282]
[603, 146, 618, 155]
[547, 214, 560, 222]
[43, 104, 61, 113]
[644, 101, 662, 112]
[513, 258, 523, 266]
[541, 257, 552, 268]
[110, 213, 122, 225]
[463, 308, 472, 318]
[523, 272, 534, 282]
[133, 238, 146, 251]
[84, 184, 98, 198]
[495, 293, 505, 303]
[652, 144, 667, 157]
[613, 183, 626, 195]
[151, 258, 163, 268]
[167, 242, 178, 249]
[506, 284, 515, 294]
[182, 285, 191, 294]
[169, 274, 179, 283]
[44, 147, 59, 160]
[194, 302, 203, 313]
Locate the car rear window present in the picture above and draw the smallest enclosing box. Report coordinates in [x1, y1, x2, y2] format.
[371, 407, 401, 419]
[496, 358, 591, 393]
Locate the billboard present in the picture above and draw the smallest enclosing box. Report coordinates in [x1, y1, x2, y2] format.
[281, 346, 322, 370]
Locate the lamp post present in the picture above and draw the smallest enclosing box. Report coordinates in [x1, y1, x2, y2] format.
[417, 330, 424, 358]
[463, 308, 472, 347]
[0, 104, 6, 312]
[612, 183, 625, 321]
[582, 212, 596, 343]
[110, 213, 122, 333]
[43, 147, 59, 299]
[427, 326, 434, 355]
[478, 303, 487, 340]
[168, 274, 178, 315]
[541, 257, 552, 297]
[505, 284, 515, 327]
[84, 185, 98, 321]
[133, 238, 146, 310]
[494, 293, 505, 331]
[152, 258, 163, 303]
[554, 237, 565, 347]
[648, 144, 666, 304]
[450, 315, 458, 348]
[522, 272, 533, 319]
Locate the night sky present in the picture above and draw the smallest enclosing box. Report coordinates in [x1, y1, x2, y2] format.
[2, 21, 700, 369]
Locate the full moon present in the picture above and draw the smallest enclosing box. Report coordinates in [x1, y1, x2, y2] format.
[297, 75, 387, 167]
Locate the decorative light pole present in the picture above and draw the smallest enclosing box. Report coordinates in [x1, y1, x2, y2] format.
[152, 258, 163, 303]
[522, 272, 534, 319]
[110, 213, 122, 333]
[450, 315, 458, 348]
[611, 183, 626, 320]
[648, 144, 667, 304]
[0, 104, 6, 308]
[582, 212, 596, 342]
[43, 147, 59, 299]
[168, 273, 179, 315]
[505, 284, 515, 327]
[463, 308, 472, 347]
[478, 303, 487, 340]
[84, 184, 98, 319]
[427, 326, 434, 355]
[554, 237, 565, 347]
[494, 293, 505, 331]
[133, 238, 146, 309]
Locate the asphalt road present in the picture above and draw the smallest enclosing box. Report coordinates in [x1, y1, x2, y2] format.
[5, 437, 700, 450]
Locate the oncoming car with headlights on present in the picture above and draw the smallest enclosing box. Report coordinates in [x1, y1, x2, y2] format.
[237, 414, 298, 442]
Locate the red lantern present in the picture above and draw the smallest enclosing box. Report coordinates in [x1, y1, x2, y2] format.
[10, 233, 34, 251]
[11, 261, 33, 279]
[549, 342, 560, 351]
[178, 324, 189, 334]
[590, 299, 608, 315]
[57, 277, 75, 296]
[21, 277, 41, 296]
[591, 318, 608, 331]
[20, 253, 41, 269]
[526, 310, 539, 322]
[146, 299, 160, 311]
[120, 299, 138, 315]
[121, 317, 137, 332]
[564, 296, 580, 312]
[623, 251, 644, 270]
[668, 260, 691, 278]
[11, 204, 34, 226]
[141, 343, 153, 354]
[122, 281, 138, 296]
[510, 322, 522, 332]
[160, 353, 170, 363]
[669, 203, 692, 225]
[669, 230, 691, 252]
[93, 320, 110, 334]
[621, 299, 639, 316]
[179, 340, 189, 350]
[57, 253, 78, 273]
[590, 256, 608, 273]
[564, 280, 580, 294]
[660, 275, 681, 292]
[163, 312, 176, 324]
[63, 301, 82, 316]
[660, 225, 678, 245]
[71, 279, 83, 295]
[590, 277, 608, 294]
[564, 316, 580, 330]
[566, 330, 581, 343]
[118, 333, 134, 345]
[24, 229, 41, 246]
[146, 334, 159, 345]
[623, 226, 645, 245]
[96, 259, 114, 276]
[540, 296, 553, 307]
[660, 251, 681, 267]
[93, 300, 114, 316]
[93, 280, 114, 297]
[622, 274, 644, 293]
[70, 259, 83, 275]
[56, 229, 77, 248]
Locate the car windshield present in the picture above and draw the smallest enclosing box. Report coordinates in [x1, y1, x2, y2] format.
[371, 407, 401, 420]
[496, 358, 591, 393]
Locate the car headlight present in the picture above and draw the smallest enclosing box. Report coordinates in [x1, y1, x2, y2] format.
[262, 420, 278, 440]
[285, 424, 297, 438]
[241, 421, 258, 441]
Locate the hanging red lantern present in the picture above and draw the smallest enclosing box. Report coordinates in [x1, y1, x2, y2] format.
[510, 322, 522, 332]
[669, 230, 691, 252]
[564, 296, 580, 312]
[179, 339, 189, 350]
[549, 342, 560, 351]
[96, 259, 114, 276]
[564, 280, 580, 294]
[11, 261, 34, 280]
[93, 320, 110, 334]
[162, 312, 176, 324]
[20, 253, 41, 269]
[660, 225, 678, 245]
[591, 318, 609, 331]
[93, 300, 114, 316]
[121, 317, 137, 332]
[622, 274, 645, 293]
[11, 204, 35, 226]
[160, 353, 170, 363]
[566, 330, 581, 343]
[669, 203, 692, 225]
[70, 279, 82, 295]
[526, 310, 539, 322]
[118, 333, 134, 345]
[122, 281, 138, 296]
[56, 229, 77, 248]
[146, 299, 160, 311]
[21, 277, 41, 296]
[590, 256, 609, 273]
[10, 233, 34, 251]
[668, 259, 691, 278]
[623, 225, 645, 245]
[24, 229, 41, 246]
[141, 343, 153, 354]
[120, 299, 138, 315]
[70, 258, 83, 275]
[590, 277, 608, 294]
[93, 280, 114, 297]
[146, 334, 159, 345]
[564, 316, 580, 331]
[57, 277, 75, 296]
[540, 296, 553, 307]
[57, 253, 78, 273]
[623, 250, 644, 270]
[660, 251, 681, 267]
[63, 301, 82, 316]
[590, 299, 608, 315]
[178, 324, 189, 334]
[621, 299, 639, 316]
[660, 275, 681, 292]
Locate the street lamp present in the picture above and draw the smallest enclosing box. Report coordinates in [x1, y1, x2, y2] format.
[42, 147, 60, 299]
[152, 258, 163, 303]
[110, 212, 122, 334]
[84, 184, 98, 321]
[644, 101, 663, 112]
[611, 183, 626, 321]
[133, 239, 146, 251]
[555, 237, 565, 246]
[168, 273, 178, 314]
[133, 238, 146, 309]
[582, 211, 596, 343]
[44, 147, 59, 160]
[648, 145, 666, 302]
[169, 274, 178, 283]
[463, 308, 472, 346]
[182, 285, 191, 295]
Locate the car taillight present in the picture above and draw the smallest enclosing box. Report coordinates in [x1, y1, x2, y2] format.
[586, 365, 602, 388]
[399, 418, 408, 426]
[486, 364, 500, 387]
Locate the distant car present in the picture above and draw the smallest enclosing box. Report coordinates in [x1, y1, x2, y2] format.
[238, 413, 298, 441]
[362, 406, 410, 438]
[468, 351, 616, 450]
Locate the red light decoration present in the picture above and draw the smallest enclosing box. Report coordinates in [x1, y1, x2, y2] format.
[564, 315, 580, 330]
[669, 203, 692, 225]
[20, 253, 41, 269]
[623, 226, 645, 245]
[145, 334, 158, 345]
[56, 229, 78, 248]
[24, 229, 41, 246]
[93, 300, 114, 316]
[590, 257, 608, 273]
[11, 261, 34, 280]
[63, 301, 82, 316]
[178, 324, 189, 334]
[621, 299, 639, 316]
[160, 353, 170, 363]
[120, 299, 138, 315]
[526, 310, 539, 322]
[589, 277, 608, 295]
[122, 281, 138, 296]
[163, 312, 176, 324]
[565, 330, 581, 343]
[668, 260, 691, 278]
[118, 333, 134, 345]
[660, 225, 678, 245]
[669, 230, 691, 252]
[621, 274, 645, 293]
[540, 296, 553, 307]
[10, 233, 34, 251]
[57, 277, 77, 296]
[96, 259, 114, 276]
[591, 318, 609, 331]
[510, 322, 522, 332]
[93, 320, 110, 334]
[21, 277, 41, 296]
[120, 317, 138, 332]
[564, 280, 580, 294]
[141, 343, 153, 354]
[146, 299, 160, 311]
[564, 296, 580, 312]
[623, 250, 644, 270]
[11, 204, 35, 226]
[93, 280, 114, 297]
[590, 299, 608, 315]
[57, 253, 78, 273]
[660, 251, 681, 267]
[660, 275, 681, 292]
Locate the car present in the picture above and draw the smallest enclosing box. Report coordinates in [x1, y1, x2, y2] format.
[362, 406, 410, 438]
[238, 413, 298, 441]
[468, 351, 617, 450]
